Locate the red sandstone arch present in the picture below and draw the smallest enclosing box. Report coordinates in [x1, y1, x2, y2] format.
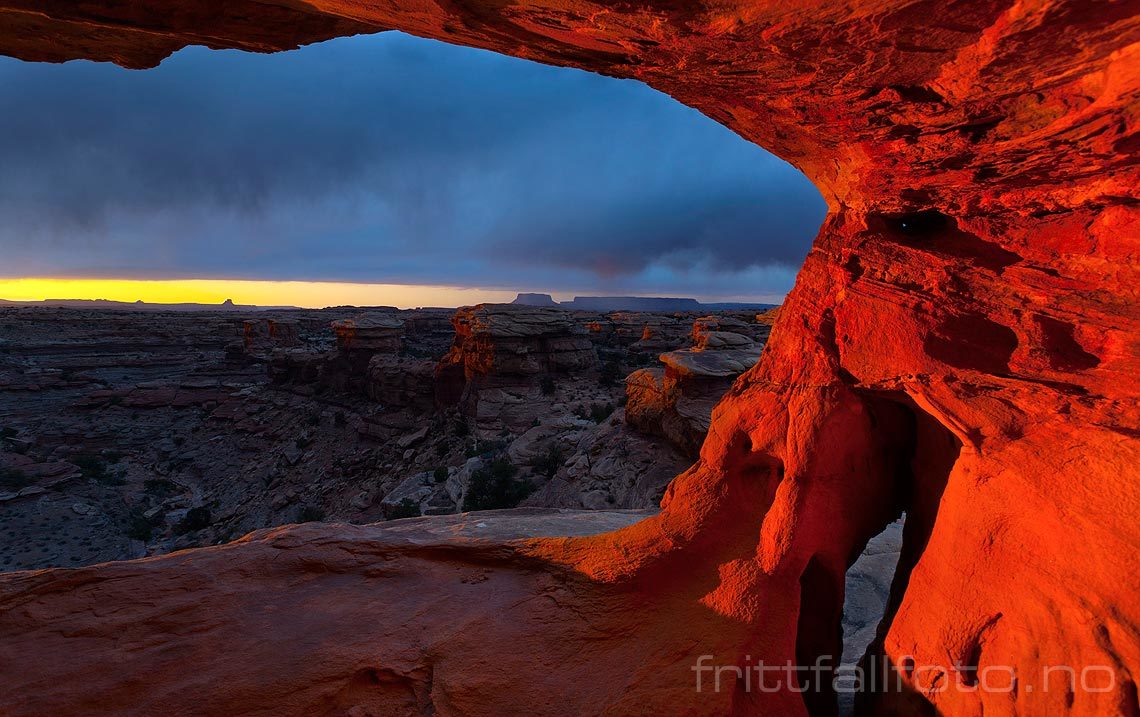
[0, 2, 1137, 715]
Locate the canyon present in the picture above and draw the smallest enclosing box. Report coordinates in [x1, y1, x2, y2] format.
[0, 1, 1137, 716]
[3, 303, 773, 568]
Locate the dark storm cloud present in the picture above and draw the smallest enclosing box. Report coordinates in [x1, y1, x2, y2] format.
[0, 32, 826, 299]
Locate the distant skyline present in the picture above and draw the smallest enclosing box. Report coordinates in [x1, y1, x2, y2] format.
[0, 278, 785, 310]
[0, 32, 826, 304]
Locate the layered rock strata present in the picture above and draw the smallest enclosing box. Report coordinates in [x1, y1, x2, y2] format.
[0, 2, 1137, 716]
[435, 304, 598, 429]
[626, 316, 765, 456]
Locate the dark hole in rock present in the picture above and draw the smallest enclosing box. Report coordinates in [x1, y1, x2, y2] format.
[889, 209, 951, 237]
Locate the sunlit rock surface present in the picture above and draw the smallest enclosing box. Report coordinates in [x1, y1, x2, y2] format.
[0, 1, 1138, 715]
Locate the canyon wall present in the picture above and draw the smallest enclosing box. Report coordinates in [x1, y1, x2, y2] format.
[0, 1, 1137, 715]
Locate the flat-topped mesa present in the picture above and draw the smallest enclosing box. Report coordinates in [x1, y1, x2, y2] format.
[626, 316, 765, 456]
[0, 2, 1137, 716]
[511, 292, 559, 307]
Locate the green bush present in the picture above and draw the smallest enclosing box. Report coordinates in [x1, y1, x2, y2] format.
[387, 498, 421, 520]
[589, 402, 614, 423]
[462, 458, 533, 512]
[532, 444, 565, 477]
[126, 508, 156, 542]
[540, 375, 556, 395]
[176, 506, 211, 534]
[74, 455, 123, 485]
[144, 478, 177, 497]
[452, 420, 470, 438]
[297, 504, 326, 523]
[433, 466, 449, 483]
[598, 356, 623, 387]
[0, 467, 31, 490]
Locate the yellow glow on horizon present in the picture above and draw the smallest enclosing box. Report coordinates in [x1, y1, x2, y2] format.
[0, 278, 525, 310]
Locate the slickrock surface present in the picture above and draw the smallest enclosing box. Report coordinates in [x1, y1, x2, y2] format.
[0, 1, 1137, 715]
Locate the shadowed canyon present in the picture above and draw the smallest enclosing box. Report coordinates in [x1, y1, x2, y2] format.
[0, 1, 1138, 716]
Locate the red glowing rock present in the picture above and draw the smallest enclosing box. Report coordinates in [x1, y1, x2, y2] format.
[0, 1, 1137, 715]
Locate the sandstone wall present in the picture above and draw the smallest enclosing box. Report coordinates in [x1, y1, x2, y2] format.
[0, 2, 1136, 716]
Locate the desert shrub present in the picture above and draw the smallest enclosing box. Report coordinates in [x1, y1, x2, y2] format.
[598, 356, 624, 387]
[452, 420, 470, 438]
[433, 466, 449, 483]
[144, 478, 177, 497]
[0, 467, 31, 490]
[532, 444, 565, 477]
[589, 403, 614, 423]
[540, 375, 556, 395]
[74, 454, 106, 480]
[387, 498, 422, 520]
[176, 506, 212, 534]
[462, 458, 533, 512]
[74, 455, 122, 485]
[0, 427, 17, 439]
[333, 411, 347, 427]
[434, 443, 448, 457]
[125, 508, 156, 541]
[306, 412, 321, 427]
[297, 504, 326, 523]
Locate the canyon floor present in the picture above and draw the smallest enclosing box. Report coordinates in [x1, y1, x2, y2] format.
[0, 303, 769, 571]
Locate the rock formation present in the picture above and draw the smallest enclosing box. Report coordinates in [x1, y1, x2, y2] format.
[330, 316, 403, 354]
[511, 292, 559, 307]
[626, 315, 765, 456]
[270, 313, 444, 408]
[435, 304, 598, 429]
[242, 317, 299, 356]
[0, 2, 1137, 716]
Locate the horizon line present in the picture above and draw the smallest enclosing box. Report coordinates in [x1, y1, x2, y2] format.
[0, 277, 786, 311]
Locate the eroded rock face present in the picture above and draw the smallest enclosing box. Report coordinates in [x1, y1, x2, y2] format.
[242, 318, 299, 356]
[436, 304, 598, 429]
[626, 315, 765, 456]
[0, 2, 1137, 716]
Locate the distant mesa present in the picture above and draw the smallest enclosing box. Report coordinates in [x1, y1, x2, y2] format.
[511, 292, 559, 307]
[0, 297, 296, 312]
[510, 292, 776, 313]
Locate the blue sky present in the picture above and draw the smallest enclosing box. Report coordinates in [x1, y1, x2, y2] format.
[0, 32, 826, 303]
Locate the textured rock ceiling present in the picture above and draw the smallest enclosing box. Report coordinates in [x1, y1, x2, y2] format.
[0, 1, 1137, 715]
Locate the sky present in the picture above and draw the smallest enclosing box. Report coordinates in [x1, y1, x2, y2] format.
[0, 32, 826, 308]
